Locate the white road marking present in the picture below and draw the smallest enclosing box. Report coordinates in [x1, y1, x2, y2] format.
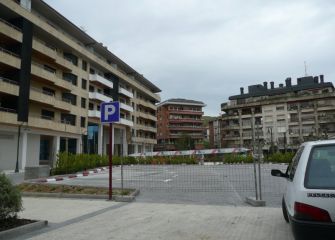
[172, 175, 178, 178]
[163, 179, 172, 182]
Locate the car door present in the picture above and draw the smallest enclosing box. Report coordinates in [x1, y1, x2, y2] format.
[285, 145, 305, 217]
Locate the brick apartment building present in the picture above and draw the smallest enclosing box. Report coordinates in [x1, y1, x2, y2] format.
[0, 0, 160, 172]
[220, 75, 335, 152]
[156, 98, 206, 151]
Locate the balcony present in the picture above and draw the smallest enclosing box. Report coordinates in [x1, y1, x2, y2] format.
[32, 38, 57, 60]
[0, 110, 81, 134]
[137, 99, 156, 110]
[0, 47, 20, 69]
[31, 62, 56, 83]
[89, 74, 113, 89]
[138, 112, 157, 121]
[0, 77, 19, 96]
[169, 118, 202, 124]
[119, 118, 134, 127]
[169, 133, 204, 139]
[120, 103, 133, 112]
[89, 92, 113, 102]
[169, 125, 205, 131]
[0, 18, 22, 42]
[131, 137, 156, 145]
[88, 110, 100, 119]
[168, 109, 204, 115]
[119, 87, 133, 98]
[136, 124, 157, 133]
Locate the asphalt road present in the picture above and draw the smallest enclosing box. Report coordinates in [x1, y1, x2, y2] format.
[51, 163, 288, 207]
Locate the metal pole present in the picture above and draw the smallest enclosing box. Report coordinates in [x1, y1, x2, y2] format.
[257, 122, 262, 200]
[121, 129, 124, 192]
[109, 123, 113, 200]
[252, 118, 258, 200]
[15, 124, 22, 173]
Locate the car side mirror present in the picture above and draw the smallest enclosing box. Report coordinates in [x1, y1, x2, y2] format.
[271, 169, 289, 178]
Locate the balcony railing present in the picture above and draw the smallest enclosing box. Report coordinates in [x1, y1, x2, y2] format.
[89, 92, 113, 102]
[119, 87, 133, 98]
[0, 47, 20, 58]
[0, 76, 19, 85]
[89, 74, 113, 89]
[0, 18, 21, 32]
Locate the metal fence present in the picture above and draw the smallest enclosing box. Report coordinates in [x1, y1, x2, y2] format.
[112, 162, 289, 206]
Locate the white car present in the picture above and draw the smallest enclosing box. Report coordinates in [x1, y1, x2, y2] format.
[271, 140, 335, 240]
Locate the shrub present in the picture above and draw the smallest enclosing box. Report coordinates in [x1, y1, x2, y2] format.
[264, 152, 295, 163]
[0, 174, 23, 220]
[223, 154, 254, 164]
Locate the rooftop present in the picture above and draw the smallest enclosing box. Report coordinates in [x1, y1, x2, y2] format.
[229, 75, 333, 100]
[158, 98, 206, 107]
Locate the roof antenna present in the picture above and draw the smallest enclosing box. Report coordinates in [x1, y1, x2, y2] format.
[304, 61, 308, 76]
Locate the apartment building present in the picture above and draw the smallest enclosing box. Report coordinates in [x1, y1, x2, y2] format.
[208, 117, 222, 148]
[0, 0, 160, 171]
[156, 98, 206, 151]
[221, 75, 335, 152]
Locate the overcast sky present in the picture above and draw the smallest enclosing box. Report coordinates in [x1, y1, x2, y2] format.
[45, 0, 335, 116]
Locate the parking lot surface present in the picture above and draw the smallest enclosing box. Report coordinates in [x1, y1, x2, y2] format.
[17, 197, 294, 240]
[50, 163, 288, 207]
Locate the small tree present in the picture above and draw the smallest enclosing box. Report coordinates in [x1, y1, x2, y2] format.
[0, 174, 23, 220]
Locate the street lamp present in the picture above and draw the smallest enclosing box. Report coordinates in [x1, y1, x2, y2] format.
[267, 127, 273, 154]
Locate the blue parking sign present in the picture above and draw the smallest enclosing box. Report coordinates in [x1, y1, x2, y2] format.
[100, 102, 120, 123]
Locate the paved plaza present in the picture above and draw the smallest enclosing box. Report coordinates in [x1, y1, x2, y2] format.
[16, 197, 294, 240]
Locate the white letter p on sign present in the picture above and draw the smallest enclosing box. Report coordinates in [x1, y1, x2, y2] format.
[105, 105, 116, 121]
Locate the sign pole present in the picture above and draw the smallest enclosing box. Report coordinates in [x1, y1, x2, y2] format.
[109, 122, 113, 200]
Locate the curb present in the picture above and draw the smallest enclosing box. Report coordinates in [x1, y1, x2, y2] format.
[245, 197, 266, 207]
[0, 220, 48, 240]
[21, 189, 140, 202]
[29, 167, 110, 183]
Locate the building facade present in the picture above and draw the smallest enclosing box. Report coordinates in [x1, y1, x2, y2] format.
[0, 0, 160, 171]
[208, 118, 222, 148]
[156, 98, 206, 151]
[221, 75, 335, 152]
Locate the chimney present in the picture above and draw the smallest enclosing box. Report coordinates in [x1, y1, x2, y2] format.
[240, 87, 244, 94]
[320, 75, 324, 83]
[313, 76, 319, 84]
[285, 77, 292, 87]
[270, 81, 274, 89]
[279, 83, 284, 88]
[263, 82, 268, 89]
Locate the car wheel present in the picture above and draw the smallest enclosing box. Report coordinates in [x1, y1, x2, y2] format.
[282, 197, 289, 223]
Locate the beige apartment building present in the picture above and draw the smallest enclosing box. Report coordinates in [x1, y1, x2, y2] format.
[0, 0, 160, 172]
[221, 75, 335, 152]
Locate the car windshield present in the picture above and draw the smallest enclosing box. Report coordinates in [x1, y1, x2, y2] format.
[305, 144, 335, 189]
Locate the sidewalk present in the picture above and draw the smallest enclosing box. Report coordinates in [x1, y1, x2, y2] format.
[17, 197, 294, 240]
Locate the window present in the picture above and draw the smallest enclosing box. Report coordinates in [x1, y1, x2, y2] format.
[276, 106, 285, 111]
[82, 60, 87, 71]
[63, 52, 78, 66]
[305, 145, 335, 189]
[63, 73, 78, 85]
[62, 93, 77, 105]
[287, 146, 304, 180]
[43, 65, 56, 74]
[42, 87, 55, 96]
[89, 85, 94, 92]
[81, 79, 87, 90]
[81, 117, 86, 128]
[81, 98, 86, 108]
[89, 102, 94, 110]
[61, 113, 76, 126]
[41, 109, 54, 120]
